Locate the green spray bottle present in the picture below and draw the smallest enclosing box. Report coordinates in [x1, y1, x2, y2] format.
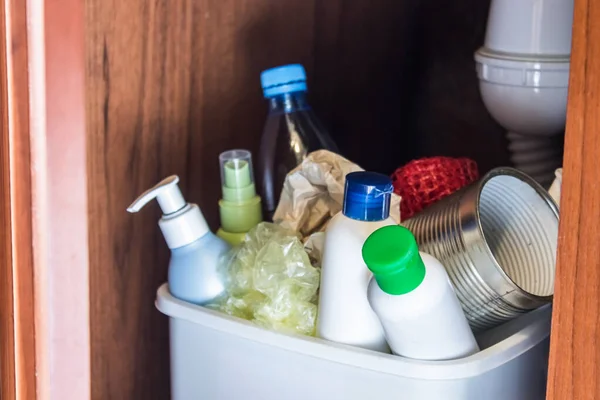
[216, 149, 263, 245]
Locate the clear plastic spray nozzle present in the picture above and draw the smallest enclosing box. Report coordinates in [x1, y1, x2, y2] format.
[219, 150, 257, 202]
[217, 149, 263, 245]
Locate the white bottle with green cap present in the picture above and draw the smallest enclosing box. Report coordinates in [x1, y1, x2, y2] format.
[216, 149, 263, 245]
[127, 175, 230, 305]
[362, 225, 479, 361]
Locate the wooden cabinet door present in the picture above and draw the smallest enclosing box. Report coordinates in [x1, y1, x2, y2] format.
[0, 1, 36, 398]
[547, 0, 600, 398]
[0, 0, 89, 399]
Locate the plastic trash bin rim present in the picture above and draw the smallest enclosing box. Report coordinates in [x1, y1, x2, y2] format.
[155, 283, 550, 381]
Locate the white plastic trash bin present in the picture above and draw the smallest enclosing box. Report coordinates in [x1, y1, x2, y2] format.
[156, 283, 551, 400]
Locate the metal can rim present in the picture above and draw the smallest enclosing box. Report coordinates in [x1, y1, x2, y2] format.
[473, 166, 559, 306]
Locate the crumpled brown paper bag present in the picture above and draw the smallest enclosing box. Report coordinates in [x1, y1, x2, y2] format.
[273, 150, 402, 242]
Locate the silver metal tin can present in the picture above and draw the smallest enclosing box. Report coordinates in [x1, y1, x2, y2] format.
[403, 167, 558, 332]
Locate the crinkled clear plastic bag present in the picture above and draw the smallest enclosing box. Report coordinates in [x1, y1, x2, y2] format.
[209, 222, 320, 336]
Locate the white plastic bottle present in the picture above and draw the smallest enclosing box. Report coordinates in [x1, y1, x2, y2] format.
[317, 171, 395, 353]
[362, 225, 479, 360]
[128, 175, 230, 305]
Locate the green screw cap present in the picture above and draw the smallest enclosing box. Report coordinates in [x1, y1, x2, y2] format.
[362, 225, 426, 295]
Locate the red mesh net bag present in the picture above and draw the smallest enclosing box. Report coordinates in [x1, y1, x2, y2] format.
[391, 157, 479, 220]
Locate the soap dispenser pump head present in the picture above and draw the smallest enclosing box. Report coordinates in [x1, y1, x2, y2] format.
[127, 175, 210, 249]
[127, 175, 187, 215]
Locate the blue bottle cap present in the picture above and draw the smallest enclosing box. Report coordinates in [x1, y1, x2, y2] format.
[260, 64, 308, 98]
[343, 172, 393, 221]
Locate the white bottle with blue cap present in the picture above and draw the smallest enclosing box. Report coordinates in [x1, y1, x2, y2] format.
[127, 175, 230, 305]
[257, 63, 338, 219]
[316, 171, 395, 353]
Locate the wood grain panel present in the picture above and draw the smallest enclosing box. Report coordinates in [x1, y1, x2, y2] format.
[0, 0, 36, 398]
[86, 1, 508, 398]
[547, 0, 600, 397]
[86, 2, 320, 398]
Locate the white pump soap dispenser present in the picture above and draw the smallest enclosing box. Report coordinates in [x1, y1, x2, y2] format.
[128, 175, 230, 305]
